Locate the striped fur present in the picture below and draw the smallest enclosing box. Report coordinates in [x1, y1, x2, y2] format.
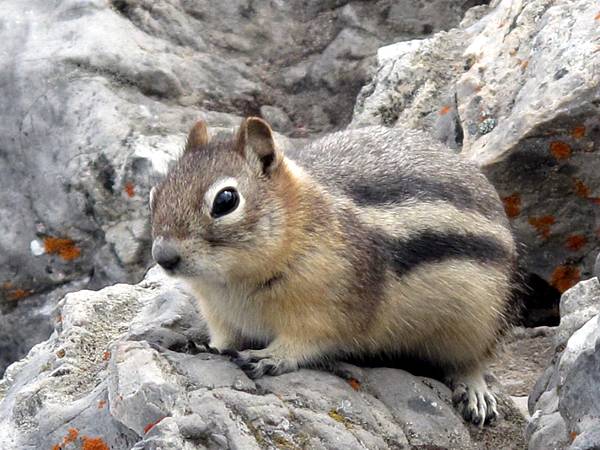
[151, 118, 517, 425]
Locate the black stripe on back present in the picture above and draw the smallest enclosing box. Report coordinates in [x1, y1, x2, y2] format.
[348, 176, 477, 209]
[369, 229, 511, 277]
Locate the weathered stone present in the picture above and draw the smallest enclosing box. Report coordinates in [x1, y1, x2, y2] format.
[0, 276, 90, 378]
[259, 105, 293, 134]
[557, 316, 600, 421]
[0, 268, 526, 449]
[527, 411, 570, 450]
[256, 369, 410, 448]
[131, 417, 199, 450]
[555, 277, 600, 347]
[365, 368, 471, 449]
[108, 341, 181, 436]
[528, 279, 600, 450]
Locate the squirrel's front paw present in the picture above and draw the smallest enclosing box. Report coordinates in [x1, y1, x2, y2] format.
[228, 349, 298, 379]
[203, 344, 223, 355]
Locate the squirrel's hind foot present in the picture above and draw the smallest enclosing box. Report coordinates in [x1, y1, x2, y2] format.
[450, 370, 498, 427]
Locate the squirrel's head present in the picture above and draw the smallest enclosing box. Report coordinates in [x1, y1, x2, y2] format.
[150, 117, 293, 284]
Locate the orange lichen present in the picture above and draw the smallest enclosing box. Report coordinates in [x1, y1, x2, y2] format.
[56, 349, 66, 358]
[82, 436, 109, 450]
[571, 430, 579, 441]
[520, 59, 529, 70]
[64, 428, 79, 445]
[571, 125, 586, 139]
[124, 181, 135, 198]
[102, 351, 111, 361]
[438, 105, 451, 116]
[595, 11, 600, 20]
[98, 399, 107, 409]
[144, 418, 164, 434]
[347, 378, 361, 391]
[528, 216, 556, 239]
[502, 193, 521, 218]
[7, 289, 32, 301]
[573, 178, 591, 198]
[2, 281, 32, 301]
[566, 235, 587, 252]
[572, 179, 600, 204]
[551, 265, 580, 293]
[52, 428, 79, 450]
[43, 237, 81, 261]
[549, 141, 572, 160]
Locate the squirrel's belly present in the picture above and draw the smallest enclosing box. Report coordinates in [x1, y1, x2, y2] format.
[192, 282, 277, 342]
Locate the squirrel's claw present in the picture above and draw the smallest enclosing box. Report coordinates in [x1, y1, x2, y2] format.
[229, 349, 298, 378]
[204, 344, 222, 355]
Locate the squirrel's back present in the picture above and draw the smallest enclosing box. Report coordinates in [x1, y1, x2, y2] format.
[287, 126, 507, 224]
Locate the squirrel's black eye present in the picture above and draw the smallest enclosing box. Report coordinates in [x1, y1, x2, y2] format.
[211, 188, 240, 218]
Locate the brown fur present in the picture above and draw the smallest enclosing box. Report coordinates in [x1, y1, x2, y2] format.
[150, 117, 517, 425]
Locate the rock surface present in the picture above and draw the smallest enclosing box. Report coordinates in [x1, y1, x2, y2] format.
[527, 277, 600, 450]
[352, 0, 600, 300]
[0, 267, 527, 450]
[0, 0, 482, 375]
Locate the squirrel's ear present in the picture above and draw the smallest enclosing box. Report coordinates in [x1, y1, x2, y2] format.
[184, 120, 210, 154]
[235, 117, 282, 174]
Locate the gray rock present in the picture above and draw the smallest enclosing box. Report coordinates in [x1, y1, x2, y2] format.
[352, 0, 600, 293]
[571, 427, 600, 450]
[0, 276, 90, 377]
[528, 279, 600, 450]
[528, 363, 556, 416]
[259, 105, 293, 134]
[127, 273, 209, 350]
[256, 368, 410, 448]
[527, 411, 570, 450]
[131, 417, 199, 450]
[510, 395, 529, 419]
[365, 368, 471, 449]
[108, 341, 181, 436]
[559, 328, 600, 445]
[594, 252, 600, 280]
[0, 268, 526, 449]
[556, 277, 600, 347]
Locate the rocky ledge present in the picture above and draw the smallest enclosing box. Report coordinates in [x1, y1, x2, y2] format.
[527, 277, 600, 450]
[0, 267, 526, 450]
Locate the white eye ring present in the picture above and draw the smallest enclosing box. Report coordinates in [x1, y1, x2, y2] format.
[204, 177, 245, 222]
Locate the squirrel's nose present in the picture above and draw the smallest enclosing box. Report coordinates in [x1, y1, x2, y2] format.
[152, 238, 181, 271]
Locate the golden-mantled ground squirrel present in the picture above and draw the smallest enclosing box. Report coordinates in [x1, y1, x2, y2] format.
[150, 117, 517, 426]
